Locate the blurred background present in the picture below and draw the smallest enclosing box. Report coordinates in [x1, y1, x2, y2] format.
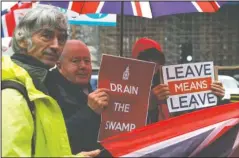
[72, 5, 239, 68]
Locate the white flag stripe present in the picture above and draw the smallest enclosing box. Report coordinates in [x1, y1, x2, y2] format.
[214, 2, 220, 8]
[96, 1, 105, 13]
[191, 2, 203, 12]
[2, 15, 9, 37]
[1, 2, 18, 11]
[122, 118, 238, 157]
[32, 2, 39, 8]
[68, 2, 73, 10]
[131, 2, 137, 16]
[139, 1, 152, 18]
[232, 130, 239, 150]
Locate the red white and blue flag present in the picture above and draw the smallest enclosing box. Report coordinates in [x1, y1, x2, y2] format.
[38, 1, 227, 18]
[1, 2, 32, 37]
[100, 102, 239, 157]
[1, 1, 233, 37]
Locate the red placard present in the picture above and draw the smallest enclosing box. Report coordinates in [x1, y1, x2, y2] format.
[98, 55, 155, 142]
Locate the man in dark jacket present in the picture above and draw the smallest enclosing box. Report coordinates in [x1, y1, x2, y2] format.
[132, 37, 226, 123]
[47, 40, 111, 156]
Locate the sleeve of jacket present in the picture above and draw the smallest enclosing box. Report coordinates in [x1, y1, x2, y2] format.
[65, 105, 99, 135]
[2, 89, 34, 157]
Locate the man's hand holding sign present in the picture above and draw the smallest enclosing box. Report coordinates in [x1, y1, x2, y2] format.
[211, 81, 225, 97]
[152, 83, 170, 101]
[88, 88, 110, 114]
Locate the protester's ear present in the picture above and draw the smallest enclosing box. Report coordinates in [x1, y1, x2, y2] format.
[17, 39, 28, 49]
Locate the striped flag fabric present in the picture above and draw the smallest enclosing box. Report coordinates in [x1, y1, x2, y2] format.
[39, 1, 228, 19]
[1, 8, 16, 37]
[100, 102, 239, 157]
[1, 1, 232, 37]
[1, 2, 32, 37]
[69, 1, 153, 18]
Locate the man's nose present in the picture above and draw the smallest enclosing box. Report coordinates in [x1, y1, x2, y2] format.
[79, 61, 87, 68]
[50, 36, 59, 49]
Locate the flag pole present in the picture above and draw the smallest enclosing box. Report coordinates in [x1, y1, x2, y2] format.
[120, 1, 124, 57]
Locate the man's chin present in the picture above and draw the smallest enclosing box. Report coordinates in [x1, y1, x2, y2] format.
[75, 79, 89, 86]
[43, 60, 57, 68]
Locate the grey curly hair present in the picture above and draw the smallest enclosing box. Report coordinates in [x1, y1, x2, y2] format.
[12, 5, 68, 54]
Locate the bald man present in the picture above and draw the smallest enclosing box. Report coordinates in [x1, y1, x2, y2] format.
[46, 40, 111, 156]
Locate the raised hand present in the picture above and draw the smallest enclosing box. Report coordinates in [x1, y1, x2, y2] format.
[88, 88, 110, 114]
[152, 84, 170, 101]
[211, 81, 225, 98]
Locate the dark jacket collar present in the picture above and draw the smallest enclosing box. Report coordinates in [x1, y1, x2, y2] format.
[50, 68, 93, 94]
[11, 53, 50, 94]
[11, 53, 50, 70]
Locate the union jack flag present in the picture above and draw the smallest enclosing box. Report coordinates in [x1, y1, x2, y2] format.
[39, 1, 227, 18]
[100, 102, 239, 157]
[0, 1, 232, 38]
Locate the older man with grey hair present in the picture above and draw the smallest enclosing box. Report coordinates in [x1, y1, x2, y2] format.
[2, 5, 100, 157]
